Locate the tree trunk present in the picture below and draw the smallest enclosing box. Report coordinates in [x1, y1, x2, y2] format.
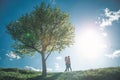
[41, 52, 47, 77]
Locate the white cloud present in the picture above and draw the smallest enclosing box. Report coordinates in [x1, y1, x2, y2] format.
[99, 8, 120, 28]
[16, 20, 19, 23]
[25, 66, 53, 72]
[56, 56, 62, 60]
[6, 51, 21, 60]
[54, 63, 62, 71]
[50, 0, 56, 5]
[96, 8, 120, 39]
[105, 50, 120, 58]
[47, 68, 53, 72]
[101, 32, 107, 37]
[25, 66, 41, 72]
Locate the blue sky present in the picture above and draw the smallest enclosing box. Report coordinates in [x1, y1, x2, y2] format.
[0, 0, 120, 72]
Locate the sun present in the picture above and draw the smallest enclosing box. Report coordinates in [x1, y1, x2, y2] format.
[76, 28, 107, 59]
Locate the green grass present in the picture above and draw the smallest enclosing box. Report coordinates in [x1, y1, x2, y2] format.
[0, 68, 40, 80]
[0, 67, 120, 80]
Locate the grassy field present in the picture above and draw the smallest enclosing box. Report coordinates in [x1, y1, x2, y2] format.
[0, 67, 120, 80]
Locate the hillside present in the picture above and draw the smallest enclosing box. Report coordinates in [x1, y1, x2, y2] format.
[0, 67, 120, 80]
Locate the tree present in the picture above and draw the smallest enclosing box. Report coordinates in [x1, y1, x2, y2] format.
[6, 2, 74, 77]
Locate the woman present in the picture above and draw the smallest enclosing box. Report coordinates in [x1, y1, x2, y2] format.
[64, 56, 68, 71]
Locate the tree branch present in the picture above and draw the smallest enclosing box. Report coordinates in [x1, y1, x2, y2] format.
[23, 42, 42, 54]
[45, 46, 55, 61]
